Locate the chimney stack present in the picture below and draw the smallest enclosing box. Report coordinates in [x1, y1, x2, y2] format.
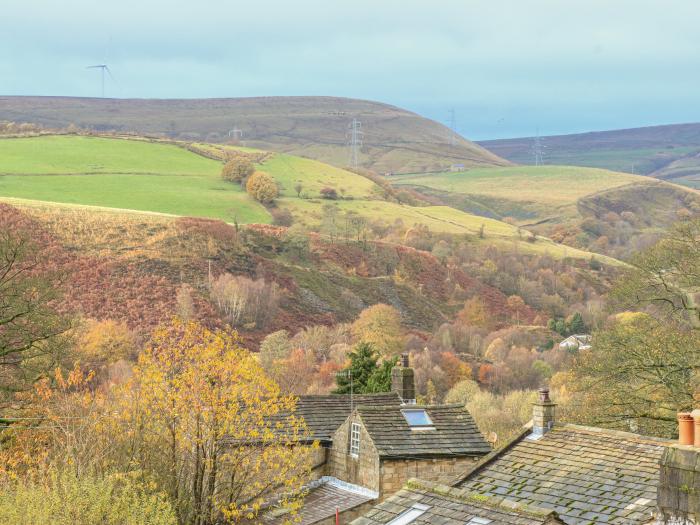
[654, 410, 700, 523]
[392, 353, 416, 405]
[531, 387, 556, 438]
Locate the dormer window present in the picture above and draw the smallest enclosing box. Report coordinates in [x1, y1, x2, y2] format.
[350, 422, 361, 457]
[401, 409, 434, 429]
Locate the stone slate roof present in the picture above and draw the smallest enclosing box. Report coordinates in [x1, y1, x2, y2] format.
[355, 404, 491, 458]
[457, 424, 671, 524]
[350, 478, 566, 525]
[264, 478, 376, 525]
[296, 393, 401, 442]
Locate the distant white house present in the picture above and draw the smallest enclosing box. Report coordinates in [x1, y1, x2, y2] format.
[558, 334, 592, 351]
[450, 163, 466, 172]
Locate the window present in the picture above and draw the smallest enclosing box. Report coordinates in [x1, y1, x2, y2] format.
[401, 409, 433, 428]
[386, 503, 430, 525]
[466, 518, 492, 525]
[350, 422, 360, 457]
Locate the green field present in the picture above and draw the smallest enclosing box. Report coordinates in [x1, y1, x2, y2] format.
[0, 135, 222, 175]
[0, 135, 270, 223]
[258, 153, 378, 199]
[0, 134, 619, 263]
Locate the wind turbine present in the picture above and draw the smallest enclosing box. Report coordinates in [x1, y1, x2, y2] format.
[86, 64, 115, 98]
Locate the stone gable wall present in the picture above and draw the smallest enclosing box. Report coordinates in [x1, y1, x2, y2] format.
[329, 414, 381, 492]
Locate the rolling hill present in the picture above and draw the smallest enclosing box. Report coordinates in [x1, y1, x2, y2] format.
[0, 134, 613, 262]
[477, 122, 700, 186]
[391, 164, 700, 259]
[0, 96, 509, 174]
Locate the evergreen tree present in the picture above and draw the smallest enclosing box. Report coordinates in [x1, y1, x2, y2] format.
[365, 356, 398, 393]
[569, 312, 586, 334]
[333, 343, 396, 394]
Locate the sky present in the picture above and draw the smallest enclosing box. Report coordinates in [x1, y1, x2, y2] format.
[2, 0, 700, 140]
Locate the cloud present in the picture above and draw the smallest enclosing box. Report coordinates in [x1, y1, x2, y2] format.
[2, 0, 700, 138]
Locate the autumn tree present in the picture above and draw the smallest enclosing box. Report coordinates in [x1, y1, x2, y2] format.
[76, 319, 136, 370]
[351, 304, 404, 357]
[506, 295, 526, 326]
[0, 220, 70, 404]
[572, 313, 699, 437]
[210, 273, 279, 329]
[319, 187, 338, 200]
[446, 381, 537, 445]
[258, 330, 292, 372]
[111, 320, 314, 524]
[571, 219, 700, 436]
[220, 157, 254, 183]
[245, 171, 279, 203]
[457, 297, 492, 330]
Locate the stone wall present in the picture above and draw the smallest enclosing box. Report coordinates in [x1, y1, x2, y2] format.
[310, 444, 330, 480]
[656, 444, 700, 523]
[379, 456, 479, 498]
[329, 414, 381, 492]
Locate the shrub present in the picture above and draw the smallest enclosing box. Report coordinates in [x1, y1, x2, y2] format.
[271, 208, 294, 226]
[246, 171, 279, 203]
[0, 469, 176, 525]
[320, 187, 338, 200]
[221, 157, 254, 183]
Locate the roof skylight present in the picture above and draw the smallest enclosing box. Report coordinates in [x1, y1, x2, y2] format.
[401, 409, 433, 427]
[466, 518, 492, 525]
[386, 503, 430, 525]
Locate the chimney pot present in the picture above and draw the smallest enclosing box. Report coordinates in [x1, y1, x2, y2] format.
[401, 353, 409, 368]
[677, 412, 694, 446]
[531, 388, 556, 438]
[692, 409, 700, 448]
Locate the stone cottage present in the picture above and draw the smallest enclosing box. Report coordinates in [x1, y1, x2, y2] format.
[263, 354, 491, 525]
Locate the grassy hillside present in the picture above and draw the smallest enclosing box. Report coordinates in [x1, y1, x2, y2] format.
[477, 122, 700, 183]
[0, 96, 509, 174]
[0, 135, 219, 175]
[0, 135, 270, 223]
[392, 164, 700, 260]
[258, 153, 377, 199]
[394, 165, 641, 208]
[0, 134, 618, 263]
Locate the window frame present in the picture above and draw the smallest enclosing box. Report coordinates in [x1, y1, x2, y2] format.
[350, 422, 361, 458]
[401, 408, 434, 429]
[386, 503, 430, 525]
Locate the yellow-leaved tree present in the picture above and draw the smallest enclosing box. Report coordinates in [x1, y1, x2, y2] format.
[110, 320, 315, 524]
[351, 304, 404, 357]
[245, 171, 279, 203]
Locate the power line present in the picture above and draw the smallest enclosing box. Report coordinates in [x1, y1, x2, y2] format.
[347, 118, 363, 169]
[532, 128, 546, 166]
[448, 108, 457, 148]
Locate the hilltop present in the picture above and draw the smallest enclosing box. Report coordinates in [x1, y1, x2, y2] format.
[478, 122, 700, 186]
[0, 96, 508, 174]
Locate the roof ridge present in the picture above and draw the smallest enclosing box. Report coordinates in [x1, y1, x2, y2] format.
[405, 478, 559, 519]
[556, 423, 674, 445]
[297, 392, 399, 399]
[357, 403, 466, 412]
